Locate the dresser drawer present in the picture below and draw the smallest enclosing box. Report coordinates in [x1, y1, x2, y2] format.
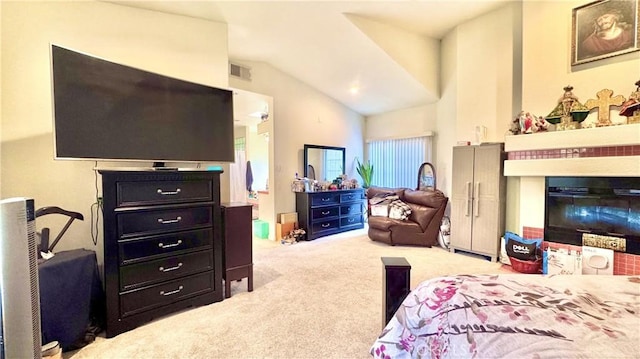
[340, 192, 361, 203]
[117, 180, 212, 207]
[118, 206, 213, 238]
[311, 206, 339, 220]
[311, 219, 340, 233]
[119, 228, 213, 264]
[340, 203, 362, 216]
[120, 250, 213, 290]
[310, 193, 340, 206]
[120, 271, 214, 318]
[341, 214, 363, 227]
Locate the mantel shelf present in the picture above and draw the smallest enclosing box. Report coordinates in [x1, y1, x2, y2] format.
[504, 156, 640, 177]
[504, 124, 640, 177]
[504, 123, 640, 152]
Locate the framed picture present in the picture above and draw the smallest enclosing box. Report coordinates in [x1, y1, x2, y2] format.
[572, 0, 639, 65]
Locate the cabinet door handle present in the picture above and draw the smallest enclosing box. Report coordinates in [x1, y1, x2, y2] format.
[322, 210, 330, 215]
[158, 240, 182, 249]
[159, 263, 183, 272]
[321, 223, 330, 228]
[474, 182, 480, 217]
[465, 182, 471, 216]
[160, 285, 183, 296]
[158, 216, 182, 224]
[157, 188, 181, 195]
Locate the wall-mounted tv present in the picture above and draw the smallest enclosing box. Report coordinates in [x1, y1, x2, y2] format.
[51, 44, 234, 165]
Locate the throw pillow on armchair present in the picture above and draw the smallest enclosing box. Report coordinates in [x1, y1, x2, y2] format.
[370, 204, 389, 217]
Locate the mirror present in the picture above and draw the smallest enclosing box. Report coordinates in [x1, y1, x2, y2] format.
[303, 144, 345, 182]
[417, 162, 436, 191]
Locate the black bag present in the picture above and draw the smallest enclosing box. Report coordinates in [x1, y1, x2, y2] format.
[506, 238, 539, 261]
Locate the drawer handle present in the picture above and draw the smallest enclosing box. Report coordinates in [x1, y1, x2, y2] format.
[158, 216, 182, 224]
[348, 218, 355, 223]
[157, 188, 181, 195]
[344, 208, 350, 213]
[322, 210, 330, 215]
[321, 197, 331, 202]
[160, 285, 184, 296]
[158, 240, 183, 249]
[321, 223, 330, 228]
[346, 195, 353, 200]
[159, 263, 183, 272]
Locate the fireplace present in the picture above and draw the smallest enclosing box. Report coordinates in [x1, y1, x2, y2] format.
[545, 177, 640, 255]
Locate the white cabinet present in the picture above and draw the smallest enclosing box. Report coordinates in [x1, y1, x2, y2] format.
[450, 144, 506, 262]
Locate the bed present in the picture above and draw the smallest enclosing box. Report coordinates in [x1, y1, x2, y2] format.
[371, 274, 640, 358]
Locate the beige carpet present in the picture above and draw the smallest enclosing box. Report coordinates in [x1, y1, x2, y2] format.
[67, 228, 512, 359]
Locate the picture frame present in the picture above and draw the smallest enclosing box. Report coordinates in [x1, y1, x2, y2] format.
[572, 0, 639, 65]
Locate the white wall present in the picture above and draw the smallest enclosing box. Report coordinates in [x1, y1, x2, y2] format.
[1, 1, 229, 265]
[365, 104, 437, 140]
[433, 2, 522, 204]
[346, 14, 440, 101]
[451, 3, 522, 145]
[515, 0, 640, 232]
[436, 28, 459, 202]
[0, 0, 3, 190]
[522, 1, 639, 123]
[230, 60, 365, 227]
[435, 0, 639, 235]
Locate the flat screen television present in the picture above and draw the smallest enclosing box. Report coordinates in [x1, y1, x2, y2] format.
[51, 44, 234, 165]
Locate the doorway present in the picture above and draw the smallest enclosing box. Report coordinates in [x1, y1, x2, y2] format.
[231, 89, 274, 237]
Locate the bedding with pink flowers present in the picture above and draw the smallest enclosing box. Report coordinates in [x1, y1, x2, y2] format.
[371, 274, 640, 358]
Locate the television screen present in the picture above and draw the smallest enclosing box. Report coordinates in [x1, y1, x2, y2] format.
[545, 177, 640, 254]
[51, 45, 234, 164]
[547, 194, 640, 236]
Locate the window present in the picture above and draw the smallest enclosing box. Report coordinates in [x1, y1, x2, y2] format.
[367, 136, 432, 188]
[234, 137, 246, 151]
[324, 149, 343, 181]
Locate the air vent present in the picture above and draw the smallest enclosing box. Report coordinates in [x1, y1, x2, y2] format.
[229, 63, 251, 81]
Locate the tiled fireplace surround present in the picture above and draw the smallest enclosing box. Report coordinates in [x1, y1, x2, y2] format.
[504, 124, 640, 275]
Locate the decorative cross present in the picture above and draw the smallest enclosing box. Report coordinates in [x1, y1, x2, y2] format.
[585, 89, 626, 127]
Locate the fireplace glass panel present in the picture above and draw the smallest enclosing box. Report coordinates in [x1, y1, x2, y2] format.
[545, 177, 640, 254]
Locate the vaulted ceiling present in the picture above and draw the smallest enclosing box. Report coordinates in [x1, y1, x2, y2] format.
[108, 1, 513, 116]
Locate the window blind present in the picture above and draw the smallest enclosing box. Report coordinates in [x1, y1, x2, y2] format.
[367, 136, 432, 188]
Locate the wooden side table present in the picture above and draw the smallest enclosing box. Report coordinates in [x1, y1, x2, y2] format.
[381, 257, 411, 328]
[221, 203, 254, 298]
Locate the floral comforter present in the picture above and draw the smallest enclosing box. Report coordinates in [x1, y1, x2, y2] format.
[371, 274, 640, 359]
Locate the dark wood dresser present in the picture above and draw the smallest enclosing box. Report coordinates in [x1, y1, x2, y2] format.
[220, 202, 253, 298]
[295, 188, 365, 240]
[99, 169, 223, 337]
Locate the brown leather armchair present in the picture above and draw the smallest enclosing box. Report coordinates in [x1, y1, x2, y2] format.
[366, 186, 448, 247]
